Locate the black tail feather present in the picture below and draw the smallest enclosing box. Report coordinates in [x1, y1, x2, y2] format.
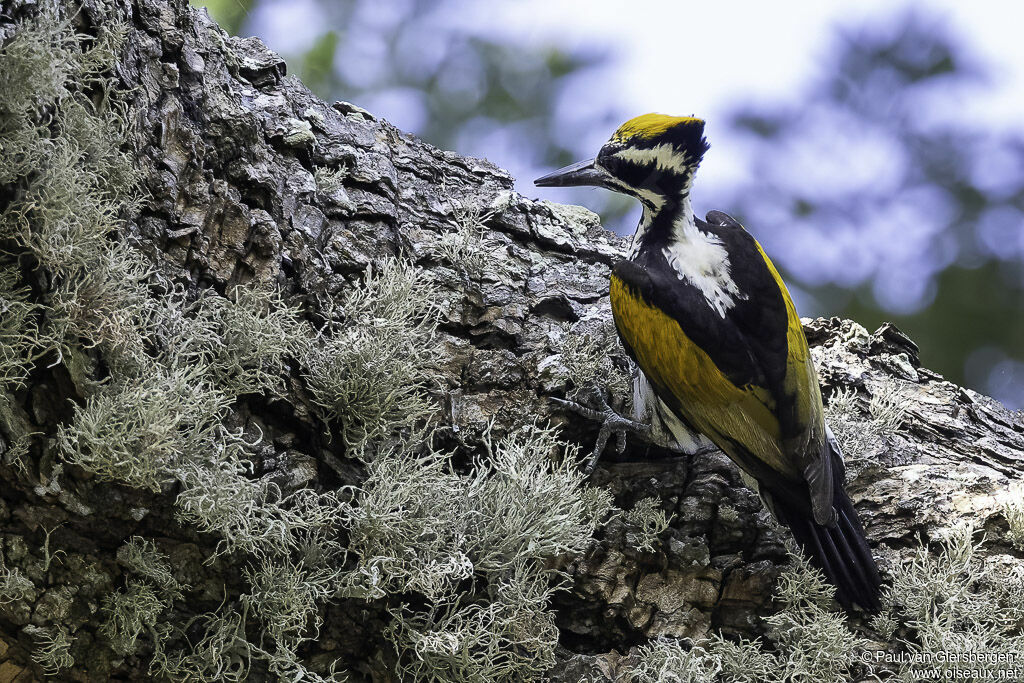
[777, 482, 882, 612]
[818, 521, 860, 604]
[837, 508, 880, 606]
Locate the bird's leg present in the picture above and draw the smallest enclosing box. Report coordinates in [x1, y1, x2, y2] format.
[551, 387, 654, 474]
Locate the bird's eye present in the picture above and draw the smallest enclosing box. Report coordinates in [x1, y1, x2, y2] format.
[596, 153, 619, 177]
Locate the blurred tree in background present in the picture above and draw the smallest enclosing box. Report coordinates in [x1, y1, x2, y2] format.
[193, 1, 1022, 407]
[719, 13, 1024, 408]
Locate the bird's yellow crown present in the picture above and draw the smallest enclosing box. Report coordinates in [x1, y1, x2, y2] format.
[612, 113, 705, 143]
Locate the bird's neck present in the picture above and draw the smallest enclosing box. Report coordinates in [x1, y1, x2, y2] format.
[627, 190, 696, 259]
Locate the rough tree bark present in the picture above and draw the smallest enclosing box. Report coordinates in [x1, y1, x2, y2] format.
[1, 0, 1022, 681]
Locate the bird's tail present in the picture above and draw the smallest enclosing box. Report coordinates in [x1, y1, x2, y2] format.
[774, 441, 882, 611]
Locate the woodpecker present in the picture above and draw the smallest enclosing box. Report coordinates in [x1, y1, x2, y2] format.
[535, 113, 881, 611]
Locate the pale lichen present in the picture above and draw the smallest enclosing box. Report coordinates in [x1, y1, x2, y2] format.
[101, 580, 167, 656]
[242, 556, 338, 648]
[116, 536, 186, 599]
[0, 558, 34, 604]
[825, 382, 908, 462]
[555, 316, 632, 400]
[0, 267, 48, 390]
[149, 609, 252, 682]
[25, 624, 75, 676]
[875, 525, 1024, 681]
[174, 460, 343, 559]
[56, 365, 234, 492]
[623, 497, 674, 553]
[304, 258, 439, 447]
[624, 554, 864, 683]
[389, 564, 560, 682]
[628, 637, 722, 683]
[466, 423, 614, 572]
[433, 200, 511, 280]
[1003, 484, 1024, 552]
[339, 423, 613, 679]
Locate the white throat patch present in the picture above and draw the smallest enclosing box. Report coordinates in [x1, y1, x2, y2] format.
[660, 197, 744, 317]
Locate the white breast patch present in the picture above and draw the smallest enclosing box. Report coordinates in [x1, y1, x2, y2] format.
[661, 204, 745, 317]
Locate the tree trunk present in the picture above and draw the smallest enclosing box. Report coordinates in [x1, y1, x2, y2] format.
[1, 0, 1022, 681]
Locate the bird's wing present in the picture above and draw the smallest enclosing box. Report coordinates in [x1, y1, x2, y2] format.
[733, 226, 833, 524]
[610, 221, 833, 521]
[610, 259, 795, 483]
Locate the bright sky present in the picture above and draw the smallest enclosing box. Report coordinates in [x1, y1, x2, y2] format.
[474, 0, 1024, 191]
[489, 0, 1024, 119]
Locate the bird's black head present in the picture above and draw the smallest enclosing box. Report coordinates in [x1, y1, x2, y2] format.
[535, 113, 709, 211]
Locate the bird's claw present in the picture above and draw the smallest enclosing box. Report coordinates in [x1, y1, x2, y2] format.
[551, 389, 652, 474]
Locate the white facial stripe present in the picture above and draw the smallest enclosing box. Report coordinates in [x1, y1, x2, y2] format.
[604, 175, 666, 212]
[614, 143, 691, 175]
[660, 197, 745, 318]
[634, 187, 666, 211]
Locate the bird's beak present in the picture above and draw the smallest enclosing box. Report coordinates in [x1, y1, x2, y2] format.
[534, 158, 611, 188]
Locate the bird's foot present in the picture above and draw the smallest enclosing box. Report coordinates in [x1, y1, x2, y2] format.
[551, 388, 653, 474]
